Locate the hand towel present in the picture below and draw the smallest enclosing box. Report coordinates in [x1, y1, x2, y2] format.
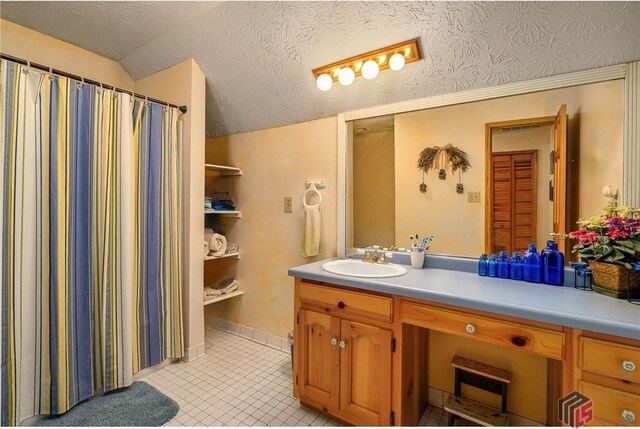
[203, 241, 211, 256]
[209, 233, 227, 257]
[300, 204, 321, 258]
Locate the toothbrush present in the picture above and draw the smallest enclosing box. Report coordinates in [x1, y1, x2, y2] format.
[419, 237, 427, 250]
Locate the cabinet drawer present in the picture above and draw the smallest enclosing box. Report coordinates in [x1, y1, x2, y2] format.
[579, 381, 640, 426]
[401, 302, 564, 359]
[299, 282, 393, 323]
[580, 337, 640, 383]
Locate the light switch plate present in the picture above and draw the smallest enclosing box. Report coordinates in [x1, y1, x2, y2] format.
[284, 196, 293, 213]
[468, 191, 481, 203]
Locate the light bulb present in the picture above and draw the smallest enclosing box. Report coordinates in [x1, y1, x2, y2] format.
[338, 67, 355, 86]
[316, 73, 333, 92]
[361, 59, 380, 80]
[389, 52, 406, 71]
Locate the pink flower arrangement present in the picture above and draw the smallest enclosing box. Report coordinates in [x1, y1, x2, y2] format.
[568, 206, 640, 269]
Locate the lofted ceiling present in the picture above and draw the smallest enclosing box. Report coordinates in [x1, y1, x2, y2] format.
[2, 2, 639, 137]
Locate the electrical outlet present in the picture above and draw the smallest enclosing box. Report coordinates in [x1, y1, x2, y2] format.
[284, 196, 293, 213]
[468, 191, 481, 203]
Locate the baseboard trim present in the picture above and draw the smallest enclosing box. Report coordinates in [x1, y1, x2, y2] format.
[205, 316, 292, 354]
[134, 358, 177, 380]
[183, 341, 206, 362]
[427, 387, 544, 426]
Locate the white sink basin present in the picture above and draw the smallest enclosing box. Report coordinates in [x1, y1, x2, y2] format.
[322, 259, 407, 278]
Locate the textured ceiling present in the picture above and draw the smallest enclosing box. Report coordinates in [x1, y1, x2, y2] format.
[2, 2, 640, 137]
[0, 1, 223, 60]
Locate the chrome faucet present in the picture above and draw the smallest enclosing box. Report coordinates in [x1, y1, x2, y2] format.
[363, 249, 393, 265]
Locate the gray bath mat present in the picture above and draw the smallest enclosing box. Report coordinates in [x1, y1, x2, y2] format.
[35, 381, 179, 426]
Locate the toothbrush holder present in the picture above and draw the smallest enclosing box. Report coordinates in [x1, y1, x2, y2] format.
[410, 250, 425, 269]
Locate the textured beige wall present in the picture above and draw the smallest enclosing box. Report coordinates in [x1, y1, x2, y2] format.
[0, 19, 134, 90]
[205, 117, 338, 338]
[492, 125, 554, 249]
[394, 80, 624, 257]
[135, 59, 207, 360]
[353, 130, 395, 248]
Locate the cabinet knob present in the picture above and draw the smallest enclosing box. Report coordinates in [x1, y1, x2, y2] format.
[622, 360, 636, 372]
[622, 410, 636, 422]
[330, 338, 337, 346]
[338, 301, 346, 309]
[465, 324, 476, 334]
[339, 340, 346, 349]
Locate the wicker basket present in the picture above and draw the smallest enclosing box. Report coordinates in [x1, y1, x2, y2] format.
[589, 261, 640, 299]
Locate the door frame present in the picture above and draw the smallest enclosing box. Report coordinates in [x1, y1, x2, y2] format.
[485, 117, 556, 255]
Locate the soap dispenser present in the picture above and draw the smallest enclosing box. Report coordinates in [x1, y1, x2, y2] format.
[523, 244, 543, 283]
[510, 252, 524, 281]
[543, 240, 565, 286]
[487, 254, 498, 277]
[497, 251, 510, 279]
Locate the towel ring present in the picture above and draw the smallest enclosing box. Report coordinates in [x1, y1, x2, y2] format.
[303, 183, 322, 208]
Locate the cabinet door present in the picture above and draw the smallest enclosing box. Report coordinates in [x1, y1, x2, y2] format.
[298, 309, 341, 414]
[340, 319, 392, 426]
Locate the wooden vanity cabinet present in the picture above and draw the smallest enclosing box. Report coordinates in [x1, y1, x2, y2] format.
[294, 281, 394, 426]
[293, 277, 640, 427]
[574, 332, 640, 426]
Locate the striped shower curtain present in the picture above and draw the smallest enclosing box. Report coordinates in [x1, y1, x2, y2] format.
[0, 60, 183, 426]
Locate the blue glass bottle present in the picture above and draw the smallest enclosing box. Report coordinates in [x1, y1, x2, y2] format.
[497, 251, 510, 279]
[488, 254, 498, 277]
[478, 254, 488, 276]
[543, 241, 565, 286]
[510, 252, 524, 281]
[523, 244, 543, 283]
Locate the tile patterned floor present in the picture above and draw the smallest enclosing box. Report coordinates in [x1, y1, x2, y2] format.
[142, 326, 449, 427]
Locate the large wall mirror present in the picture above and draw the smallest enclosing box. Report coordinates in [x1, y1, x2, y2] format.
[345, 75, 628, 263]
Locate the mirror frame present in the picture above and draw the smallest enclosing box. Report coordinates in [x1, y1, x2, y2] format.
[337, 61, 640, 258]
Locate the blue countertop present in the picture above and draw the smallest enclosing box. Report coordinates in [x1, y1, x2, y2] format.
[289, 258, 640, 340]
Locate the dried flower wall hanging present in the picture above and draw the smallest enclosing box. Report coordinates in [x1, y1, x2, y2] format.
[417, 144, 471, 175]
[417, 144, 471, 191]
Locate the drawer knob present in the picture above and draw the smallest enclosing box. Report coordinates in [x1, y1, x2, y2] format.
[622, 410, 635, 422]
[330, 337, 337, 346]
[622, 360, 636, 372]
[465, 324, 476, 334]
[338, 301, 346, 309]
[339, 340, 346, 349]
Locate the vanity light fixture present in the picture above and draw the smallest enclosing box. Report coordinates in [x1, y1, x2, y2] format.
[389, 52, 406, 71]
[312, 39, 421, 91]
[316, 73, 333, 91]
[361, 59, 380, 80]
[338, 66, 355, 86]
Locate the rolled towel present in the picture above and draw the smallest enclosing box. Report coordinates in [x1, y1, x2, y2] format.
[209, 233, 227, 257]
[204, 228, 215, 243]
[225, 243, 239, 254]
[203, 241, 211, 257]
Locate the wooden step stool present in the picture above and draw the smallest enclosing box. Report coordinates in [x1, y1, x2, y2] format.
[444, 356, 512, 427]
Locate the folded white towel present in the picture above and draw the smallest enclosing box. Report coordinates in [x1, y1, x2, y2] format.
[203, 241, 210, 256]
[300, 204, 321, 258]
[209, 233, 227, 257]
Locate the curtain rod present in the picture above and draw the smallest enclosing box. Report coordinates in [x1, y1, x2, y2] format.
[1, 53, 188, 114]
